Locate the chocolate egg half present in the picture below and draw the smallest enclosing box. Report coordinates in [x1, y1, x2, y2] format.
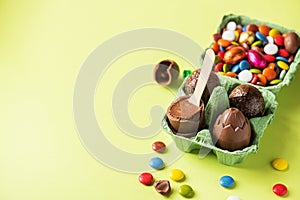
[212, 108, 251, 151]
[284, 32, 300, 54]
[229, 84, 265, 118]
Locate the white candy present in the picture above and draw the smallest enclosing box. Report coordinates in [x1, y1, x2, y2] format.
[266, 36, 274, 44]
[226, 21, 237, 31]
[238, 70, 253, 82]
[227, 196, 241, 200]
[280, 70, 287, 80]
[222, 30, 235, 41]
[264, 43, 278, 55]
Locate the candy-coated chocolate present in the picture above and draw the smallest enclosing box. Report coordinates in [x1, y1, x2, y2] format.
[266, 35, 274, 43]
[169, 169, 185, 181]
[213, 33, 222, 42]
[225, 72, 237, 78]
[246, 24, 258, 33]
[268, 63, 275, 70]
[223, 63, 230, 73]
[269, 28, 280, 37]
[255, 31, 267, 42]
[152, 141, 166, 153]
[264, 54, 275, 62]
[238, 70, 252, 82]
[149, 157, 164, 170]
[264, 43, 278, 55]
[250, 68, 262, 74]
[224, 46, 247, 65]
[227, 196, 241, 200]
[231, 41, 239, 46]
[139, 172, 154, 185]
[222, 30, 236, 41]
[214, 62, 224, 72]
[278, 48, 290, 58]
[273, 183, 288, 196]
[251, 40, 262, 47]
[257, 74, 267, 85]
[263, 68, 276, 81]
[279, 70, 287, 80]
[272, 158, 288, 171]
[239, 60, 250, 70]
[250, 74, 259, 84]
[218, 71, 226, 75]
[219, 175, 235, 188]
[247, 49, 267, 69]
[179, 185, 194, 198]
[258, 24, 270, 35]
[231, 64, 240, 73]
[218, 51, 225, 60]
[275, 56, 289, 63]
[220, 46, 226, 52]
[183, 70, 192, 78]
[226, 21, 237, 31]
[239, 31, 255, 44]
[211, 42, 219, 53]
[218, 38, 231, 47]
[234, 31, 240, 41]
[270, 79, 282, 85]
[277, 61, 289, 70]
[274, 35, 284, 46]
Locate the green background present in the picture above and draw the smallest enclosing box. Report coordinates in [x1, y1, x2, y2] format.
[1, 0, 300, 199]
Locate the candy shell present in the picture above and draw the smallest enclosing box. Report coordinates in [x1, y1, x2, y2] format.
[264, 43, 278, 55]
[222, 30, 236, 41]
[214, 62, 224, 72]
[183, 70, 192, 78]
[277, 61, 289, 70]
[139, 172, 154, 185]
[257, 74, 267, 85]
[273, 183, 288, 196]
[269, 79, 282, 85]
[211, 42, 219, 53]
[246, 24, 258, 33]
[152, 141, 166, 153]
[170, 169, 185, 181]
[264, 54, 275, 62]
[258, 24, 270, 35]
[219, 175, 235, 188]
[223, 63, 230, 73]
[255, 31, 267, 42]
[251, 40, 262, 47]
[231, 64, 240, 73]
[266, 36, 274, 43]
[269, 28, 280, 37]
[279, 70, 287, 80]
[272, 158, 288, 170]
[226, 21, 237, 31]
[274, 35, 284, 46]
[218, 39, 231, 47]
[238, 70, 252, 82]
[149, 157, 164, 170]
[250, 74, 259, 84]
[250, 68, 262, 74]
[179, 185, 194, 198]
[239, 60, 250, 70]
[262, 68, 276, 81]
[225, 72, 237, 78]
[276, 56, 289, 63]
[278, 48, 290, 58]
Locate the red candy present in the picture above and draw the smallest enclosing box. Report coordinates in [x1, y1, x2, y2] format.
[218, 51, 225, 60]
[273, 183, 288, 196]
[274, 35, 284, 46]
[214, 62, 224, 72]
[139, 172, 154, 185]
[264, 54, 275, 62]
[250, 74, 258, 84]
[278, 48, 290, 58]
[152, 141, 166, 153]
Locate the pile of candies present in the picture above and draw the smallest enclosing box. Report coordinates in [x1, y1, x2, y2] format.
[211, 21, 300, 86]
[139, 141, 290, 198]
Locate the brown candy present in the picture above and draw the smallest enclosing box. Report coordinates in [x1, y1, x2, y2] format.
[153, 59, 179, 86]
[212, 108, 251, 151]
[167, 95, 205, 137]
[284, 32, 300, 54]
[229, 84, 265, 118]
[154, 180, 171, 196]
[223, 46, 247, 65]
[183, 69, 220, 104]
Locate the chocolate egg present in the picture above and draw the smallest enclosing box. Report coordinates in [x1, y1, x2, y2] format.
[284, 32, 300, 54]
[229, 84, 265, 118]
[212, 108, 251, 151]
[183, 69, 220, 104]
[154, 59, 179, 86]
[223, 46, 247, 65]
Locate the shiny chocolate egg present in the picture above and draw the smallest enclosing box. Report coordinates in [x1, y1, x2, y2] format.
[284, 32, 300, 54]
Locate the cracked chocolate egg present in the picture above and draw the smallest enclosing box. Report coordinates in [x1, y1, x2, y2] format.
[212, 108, 251, 151]
[229, 84, 265, 118]
[154, 59, 179, 86]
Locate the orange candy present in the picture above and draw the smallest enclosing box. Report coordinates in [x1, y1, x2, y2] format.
[217, 39, 231, 47]
[258, 24, 270, 36]
[268, 63, 276, 70]
[263, 68, 277, 81]
[225, 72, 238, 78]
[211, 42, 219, 53]
[257, 74, 267, 85]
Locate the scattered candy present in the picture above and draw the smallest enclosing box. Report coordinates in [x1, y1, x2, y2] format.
[170, 169, 185, 181]
[183, 70, 192, 78]
[139, 172, 154, 185]
[219, 175, 235, 188]
[272, 158, 288, 171]
[210, 21, 300, 86]
[179, 184, 194, 198]
[149, 157, 164, 170]
[152, 141, 166, 153]
[227, 196, 241, 200]
[154, 180, 171, 196]
[273, 183, 288, 196]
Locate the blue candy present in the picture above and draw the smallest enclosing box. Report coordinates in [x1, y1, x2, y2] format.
[276, 56, 289, 63]
[231, 64, 240, 73]
[242, 25, 247, 32]
[149, 157, 164, 170]
[239, 60, 250, 70]
[220, 175, 235, 188]
[220, 46, 226, 52]
[255, 32, 267, 42]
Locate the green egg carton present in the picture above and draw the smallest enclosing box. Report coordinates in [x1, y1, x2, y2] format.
[161, 74, 278, 166]
[213, 14, 300, 95]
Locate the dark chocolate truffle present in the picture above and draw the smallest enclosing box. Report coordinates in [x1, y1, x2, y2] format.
[212, 107, 251, 151]
[154, 59, 179, 86]
[229, 84, 265, 118]
[167, 95, 205, 137]
[183, 69, 220, 104]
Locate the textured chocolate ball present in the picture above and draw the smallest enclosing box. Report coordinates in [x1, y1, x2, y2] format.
[183, 69, 220, 104]
[229, 84, 265, 118]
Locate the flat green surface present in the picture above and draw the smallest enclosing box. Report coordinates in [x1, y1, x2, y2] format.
[1, 0, 300, 199]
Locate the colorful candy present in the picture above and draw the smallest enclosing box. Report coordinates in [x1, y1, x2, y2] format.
[211, 21, 300, 86]
[219, 175, 235, 188]
[139, 172, 154, 185]
[272, 158, 288, 171]
[178, 184, 194, 198]
[273, 183, 288, 196]
[152, 141, 166, 153]
[170, 169, 185, 181]
[149, 157, 165, 170]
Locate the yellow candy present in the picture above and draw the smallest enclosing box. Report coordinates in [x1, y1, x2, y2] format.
[170, 169, 185, 181]
[277, 61, 289, 70]
[234, 30, 240, 41]
[272, 158, 288, 171]
[269, 28, 280, 37]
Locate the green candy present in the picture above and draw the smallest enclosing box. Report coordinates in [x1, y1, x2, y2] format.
[223, 63, 230, 73]
[183, 70, 192, 78]
[270, 79, 282, 85]
[179, 184, 194, 198]
[250, 68, 261, 74]
[251, 40, 262, 47]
